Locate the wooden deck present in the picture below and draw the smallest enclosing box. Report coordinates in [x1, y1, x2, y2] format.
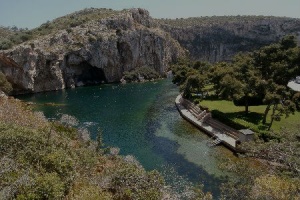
[175, 94, 240, 151]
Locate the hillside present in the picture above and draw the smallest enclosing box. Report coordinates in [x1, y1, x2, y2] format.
[0, 27, 15, 40]
[0, 8, 185, 94]
[157, 16, 300, 62]
[1, 8, 300, 94]
[0, 96, 167, 199]
[0, 8, 120, 50]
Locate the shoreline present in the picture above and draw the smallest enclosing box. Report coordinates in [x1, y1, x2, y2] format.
[175, 94, 243, 152]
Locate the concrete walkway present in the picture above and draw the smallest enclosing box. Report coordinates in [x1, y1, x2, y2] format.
[175, 94, 238, 151]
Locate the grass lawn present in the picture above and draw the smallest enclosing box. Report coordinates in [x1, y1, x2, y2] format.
[199, 99, 300, 133]
[272, 111, 300, 132]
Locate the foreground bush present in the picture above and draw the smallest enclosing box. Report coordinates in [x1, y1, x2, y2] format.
[0, 98, 166, 199]
[220, 158, 300, 200]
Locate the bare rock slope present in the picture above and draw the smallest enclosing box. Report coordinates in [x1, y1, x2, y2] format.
[0, 8, 185, 94]
[158, 16, 300, 62]
[1, 8, 300, 94]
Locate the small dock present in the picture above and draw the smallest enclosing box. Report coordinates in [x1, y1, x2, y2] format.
[175, 94, 241, 151]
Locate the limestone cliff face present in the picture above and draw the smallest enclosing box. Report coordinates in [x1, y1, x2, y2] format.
[2, 9, 300, 94]
[159, 16, 300, 62]
[0, 8, 185, 94]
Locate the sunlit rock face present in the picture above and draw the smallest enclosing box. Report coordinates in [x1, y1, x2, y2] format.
[0, 8, 185, 94]
[2, 8, 300, 94]
[158, 16, 300, 62]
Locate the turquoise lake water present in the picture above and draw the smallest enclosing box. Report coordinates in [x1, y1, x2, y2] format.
[17, 79, 232, 197]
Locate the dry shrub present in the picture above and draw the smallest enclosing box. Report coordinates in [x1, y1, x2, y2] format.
[0, 98, 48, 130]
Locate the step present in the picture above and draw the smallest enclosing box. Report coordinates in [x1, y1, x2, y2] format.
[207, 138, 222, 147]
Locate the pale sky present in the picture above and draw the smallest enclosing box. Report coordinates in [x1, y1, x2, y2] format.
[0, 0, 300, 29]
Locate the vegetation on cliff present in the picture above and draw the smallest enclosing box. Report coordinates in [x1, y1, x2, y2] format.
[158, 15, 300, 62]
[0, 8, 184, 94]
[0, 97, 166, 199]
[219, 155, 300, 199]
[123, 66, 160, 82]
[157, 15, 300, 28]
[0, 8, 121, 50]
[0, 95, 216, 199]
[1, 7, 300, 199]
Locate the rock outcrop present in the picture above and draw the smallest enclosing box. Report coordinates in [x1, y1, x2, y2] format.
[1, 8, 300, 94]
[0, 8, 185, 94]
[158, 16, 300, 62]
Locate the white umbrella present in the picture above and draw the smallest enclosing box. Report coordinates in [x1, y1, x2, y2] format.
[288, 76, 300, 92]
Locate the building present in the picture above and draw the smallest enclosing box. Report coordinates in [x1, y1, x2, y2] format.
[238, 129, 254, 142]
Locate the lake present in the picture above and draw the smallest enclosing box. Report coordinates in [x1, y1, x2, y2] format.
[17, 79, 233, 197]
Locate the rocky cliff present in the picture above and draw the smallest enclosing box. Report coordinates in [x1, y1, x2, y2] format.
[0, 8, 185, 94]
[158, 16, 300, 62]
[1, 8, 300, 94]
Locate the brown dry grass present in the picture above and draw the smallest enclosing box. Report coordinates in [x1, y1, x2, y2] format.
[0, 97, 48, 130]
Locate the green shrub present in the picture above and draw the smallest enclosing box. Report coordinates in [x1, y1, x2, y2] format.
[200, 105, 209, 111]
[70, 184, 112, 200]
[111, 164, 164, 199]
[66, 28, 72, 33]
[41, 149, 75, 179]
[123, 66, 160, 82]
[0, 98, 168, 199]
[0, 39, 13, 50]
[9, 34, 22, 44]
[16, 172, 65, 200]
[193, 98, 201, 104]
[123, 71, 138, 82]
[88, 36, 96, 43]
[19, 33, 32, 42]
[52, 121, 77, 139]
[0, 72, 12, 94]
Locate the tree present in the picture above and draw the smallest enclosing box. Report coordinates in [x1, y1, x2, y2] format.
[172, 64, 197, 85]
[262, 82, 296, 130]
[218, 73, 243, 100]
[252, 35, 300, 126]
[231, 53, 263, 113]
[292, 92, 300, 111]
[209, 62, 234, 97]
[209, 58, 260, 113]
[193, 61, 211, 74]
[182, 74, 206, 98]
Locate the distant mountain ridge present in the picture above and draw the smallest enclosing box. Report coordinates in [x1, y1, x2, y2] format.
[1, 8, 300, 94]
[157, 16, 300, 62]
